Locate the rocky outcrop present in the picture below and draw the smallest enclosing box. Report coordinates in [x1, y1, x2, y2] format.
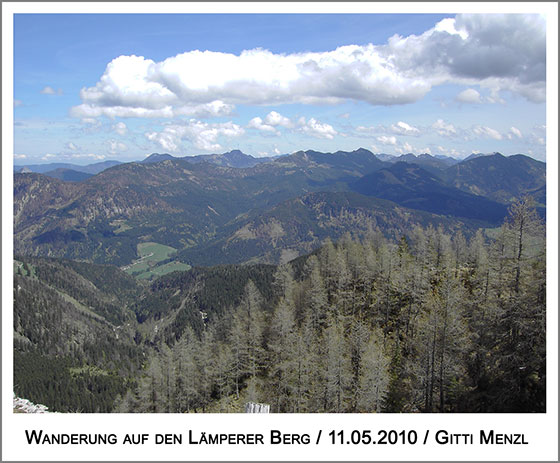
[13, 394, 51, 413]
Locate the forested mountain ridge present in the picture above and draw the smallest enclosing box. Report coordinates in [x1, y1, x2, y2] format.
[40, 168, 94, 182]
[376, 152, 545, 204]
[15, 256, 142, 323]
[176, 191, 491, 266]
[14, 149, 543, 207]
[12, 150, 393, 267]
[444, 153, 546, 204]
[351, 162, 509, 222]
[378, 152, 459, 176]
[183, 149, 274, 168]
[142, 149, 276, 168]
[278, 148, 385, 174]
[14, 149, 543, 271]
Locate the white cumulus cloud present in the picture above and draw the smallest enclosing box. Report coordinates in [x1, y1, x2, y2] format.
[41, 86, 63, 95]
[472, 125, 503, 140]
[397, 142, 415, 154]
[264, 111, 294, 128]
[456, 88, 482, 103]
[146, 119, 245, 152]
[70, 14, 545, 120]
[247, 117, 278, 134]
[356, 121, 420, 138]
[508, 126, 523, 139]
[70, 55, 235, 119]
[387, 14, 545, 103]
[297, 117, 337, 139]
[247, 111, 294, 135]
[107, 140, 128, 154]
[395, 142, 431, 155]
[377, 135, 398, 146]
[390, 121, 420, 136]
[432, 119, 457, 137]
[112, 121, 128, 136]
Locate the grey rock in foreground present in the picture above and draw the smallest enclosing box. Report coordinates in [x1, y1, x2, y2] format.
[13, 394, 51, 413]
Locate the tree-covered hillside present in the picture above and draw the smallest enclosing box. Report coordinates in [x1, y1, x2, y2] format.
[13, 258, 145, 412]
[114, 198, 545, 413]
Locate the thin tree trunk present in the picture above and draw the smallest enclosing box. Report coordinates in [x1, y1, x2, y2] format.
[439, 302, 448, 412]
[514, 218, 524, 294]
[428, 327, 437, 412]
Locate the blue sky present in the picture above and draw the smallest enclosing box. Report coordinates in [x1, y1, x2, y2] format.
[13, 13, 547, 164]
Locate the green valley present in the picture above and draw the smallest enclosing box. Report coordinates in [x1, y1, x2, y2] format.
[123, 242, 191, 280]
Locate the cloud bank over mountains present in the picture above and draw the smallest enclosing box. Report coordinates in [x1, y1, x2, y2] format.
[14, 13, 547, 162]
[71, 14, 545, 120]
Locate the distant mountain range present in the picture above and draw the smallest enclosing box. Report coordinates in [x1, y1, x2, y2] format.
[15, 149, 543, 189]
[14, 160, 122, 175]
[280, 148, 385, 173]
[444, 153, 546, 204]
[15, 150, 274, 180]
[39, 168, 94, 182]
[142, 149, 275, 168]
[463, 152, 500, 161]
[183, 149, 275, 168]
[351, 162, 508, 223]
[378, 152, 459, 176]
[14, 148, 546, 269]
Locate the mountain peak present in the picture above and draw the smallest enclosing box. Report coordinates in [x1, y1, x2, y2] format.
[464, 152, 504, 162]
[142, 153, 176, 163]
[351, 147, 374, 156]
[222, 149, 252, 159]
